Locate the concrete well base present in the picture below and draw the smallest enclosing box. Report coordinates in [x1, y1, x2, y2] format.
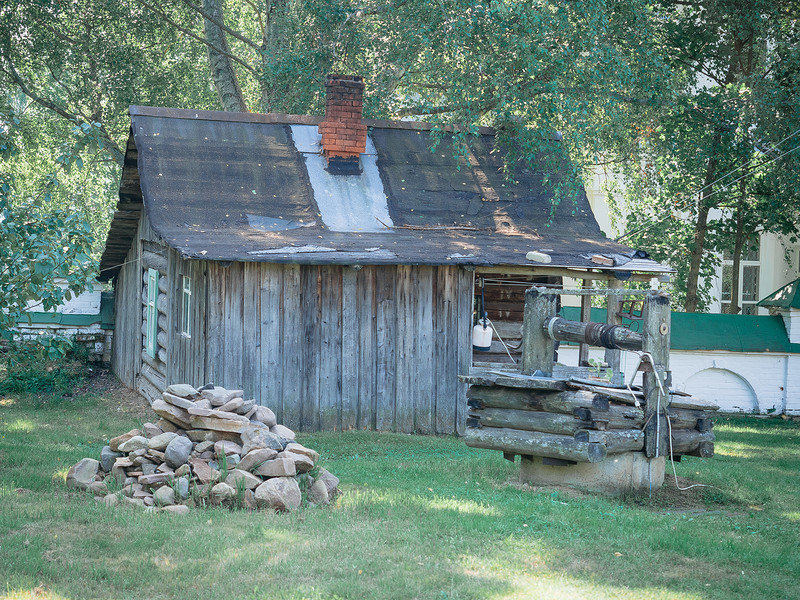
[520, 453, 665, 495]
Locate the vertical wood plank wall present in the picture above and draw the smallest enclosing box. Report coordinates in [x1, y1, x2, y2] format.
[113, 218, 475, 435]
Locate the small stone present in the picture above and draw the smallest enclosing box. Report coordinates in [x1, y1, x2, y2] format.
[237, 448, 278, 473]
[148, 449, 167, 462]
[121, 495, 145, 507]
[88, 480, 108, 496]
[225, 469, 262, 490]
[279, 451, 314, 473]
[114, 456, 134, 469]
[214, 440, 242, 456]
[210, 482, 236, 504]
[254, 457, 296, 478]
[236, 399, 255, 415]
[100, 446, 121, 472]
[148, 431, 178, 451]
[227, 454, 241, 468]
[194, 398, 212, 410]
[223, 390, 244, 402]
[218, 398, 244, 413]
[316, 467, 340, 496]
[109, 429, 141, 452]
[142, 422, 163, 438]
[143, 496, 155, 507]
[162, 392, 196, 410]
[118, 435, 149, 453]
[162, 504, 190, 515]
[308, 479, 329, 505]
[130, 448, 147, 458]
[174, 464, 191, 477]
[165, 435, 193, 469]
[270, 424, 295, 442]
[154, 485, 176, 506]
[244, 489, 257, 510]
[131, 455, 150, 467]
[127, 470, 144, 477]
[66, 458, 100, 490]
[156, 463, 174, 474]
[252, 406, 277, 427]
[166, 383, 199, 398]
[189, 458, 214, 484]
[284, 443, 320, 463]
[198, 382, 215, 391]
[138, 473, 174, 486]
[254, 477, 301, 511]
[200, 388, 230, 406]
[142, 463, 157, 476]
[122, 483, 142, 497]
[103, 493, 119, 507]
[199, 451, 214, 460]
[176, 477, 190, 499]
[195, 440, 215, 454]
[240, 424, 284, 455]
[156, 418, 178, 433]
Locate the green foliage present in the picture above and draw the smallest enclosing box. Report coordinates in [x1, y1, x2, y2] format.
[0, 337, 91, 396]
[0, 105, 97, 337]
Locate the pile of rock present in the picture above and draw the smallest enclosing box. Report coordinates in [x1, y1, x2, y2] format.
[65, 383, 339, 513]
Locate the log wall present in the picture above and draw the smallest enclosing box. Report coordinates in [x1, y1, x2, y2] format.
[113, 215, 475, 434]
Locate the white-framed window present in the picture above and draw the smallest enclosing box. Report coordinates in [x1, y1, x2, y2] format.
[721, 242, 760, 315]
[146, 268, 158, 357]
[181, 275, 192, 336]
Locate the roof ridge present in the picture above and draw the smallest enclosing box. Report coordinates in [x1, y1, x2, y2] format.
[128, 105, 497, 135]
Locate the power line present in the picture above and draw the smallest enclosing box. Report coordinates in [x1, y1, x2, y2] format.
[615, 129, 800, 242]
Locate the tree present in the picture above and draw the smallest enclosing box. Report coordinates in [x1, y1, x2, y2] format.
[0, 106, 96, 337]
[613, 0, 800, 311]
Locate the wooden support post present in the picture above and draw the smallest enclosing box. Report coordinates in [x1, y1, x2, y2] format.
[642, 291, 671, 457]
[521, 288, 557, 376]
[578, 280, 591, 366]
[605, 279, 623, 384]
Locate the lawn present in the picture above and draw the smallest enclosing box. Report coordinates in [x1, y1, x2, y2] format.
[1, 375, 798, 600]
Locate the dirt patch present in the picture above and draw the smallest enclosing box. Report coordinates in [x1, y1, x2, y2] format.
[82, 369, 151, 420]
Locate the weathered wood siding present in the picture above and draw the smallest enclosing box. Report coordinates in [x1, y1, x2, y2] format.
[113, 216, 474, 434]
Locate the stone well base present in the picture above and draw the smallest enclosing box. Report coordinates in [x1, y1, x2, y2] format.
[520, 453, 665, 495]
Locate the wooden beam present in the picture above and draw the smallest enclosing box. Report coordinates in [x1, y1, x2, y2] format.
[521, 288, 557, 376]
[464, 426, 607, 463]
[642, 291, 671, 458]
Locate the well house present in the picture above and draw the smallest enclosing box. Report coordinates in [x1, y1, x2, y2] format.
[99, 75, 669, 434]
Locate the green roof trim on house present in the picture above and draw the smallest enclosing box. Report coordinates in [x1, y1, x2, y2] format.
[560, 306, 800, 354]
[757, 278, 800, 310]
[18, 312, 102, 327]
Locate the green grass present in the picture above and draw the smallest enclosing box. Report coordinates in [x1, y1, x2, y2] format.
[0, 378, 799, 600]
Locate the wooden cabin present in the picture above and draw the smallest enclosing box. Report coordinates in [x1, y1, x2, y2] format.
[98, 75, 670, 434]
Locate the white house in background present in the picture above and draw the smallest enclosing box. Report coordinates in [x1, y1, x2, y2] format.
[584, 170, 800, 315]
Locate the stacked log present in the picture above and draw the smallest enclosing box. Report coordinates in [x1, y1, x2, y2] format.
[464, 377, 718, 463]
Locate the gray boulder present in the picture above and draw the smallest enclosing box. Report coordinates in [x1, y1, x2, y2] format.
[240, 424, 284, 455]
[308, 479, 329, 505]
[252, 406, 277, 427]
[316, 467, 340, 496]
[176, 477, 190, 500]
[165, 435, 193, 469]
[148, 432, 178, 451]
[166, 383, 198, 398]
[237, 448, 278, 472]
[153, 485, 176, 506]
[225, 468, 262, 490]
[210, 482, 236, 504]
[66, 458, 99, 490]
[270, 424, 295, 442]
[100, 446, 121, 472]
[254, 477, 301, 511]
[117, 435, 149, 453]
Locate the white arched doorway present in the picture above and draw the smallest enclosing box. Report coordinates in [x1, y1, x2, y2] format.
[684, 368, 758, 412]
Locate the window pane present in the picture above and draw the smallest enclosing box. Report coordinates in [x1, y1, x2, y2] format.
[721, 265, 732, 302]
[741, 265, 760, 302]
[741, 303, 757, 315]
[182, 276, 192, 336]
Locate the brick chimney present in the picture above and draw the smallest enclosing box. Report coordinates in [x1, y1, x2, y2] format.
[318, 75, 367, 174]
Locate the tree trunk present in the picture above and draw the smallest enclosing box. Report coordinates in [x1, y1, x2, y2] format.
[260, 0, 288, 112]
[202, 0, 248, 112]
[727, 180, 747, 314]
[684, 44, 743, 312]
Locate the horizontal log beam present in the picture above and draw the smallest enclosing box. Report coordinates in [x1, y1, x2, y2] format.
[464, 426, 607, 463]
[468, 407, 590, 435]
[467, 386, 609, 414]
[545, 317, 643, 351]
[669, 429, 715, 456]
[574, 429, 644, 454]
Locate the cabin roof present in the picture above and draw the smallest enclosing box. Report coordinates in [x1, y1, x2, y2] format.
[99, 106, 671, 281]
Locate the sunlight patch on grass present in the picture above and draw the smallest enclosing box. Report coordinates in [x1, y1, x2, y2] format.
[426, 496, 502, 516]
[783, 511, 800, 522]
[0, 398, 17, 407]
[1, 588, 70, 600]
[3, 419, 35, 433]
